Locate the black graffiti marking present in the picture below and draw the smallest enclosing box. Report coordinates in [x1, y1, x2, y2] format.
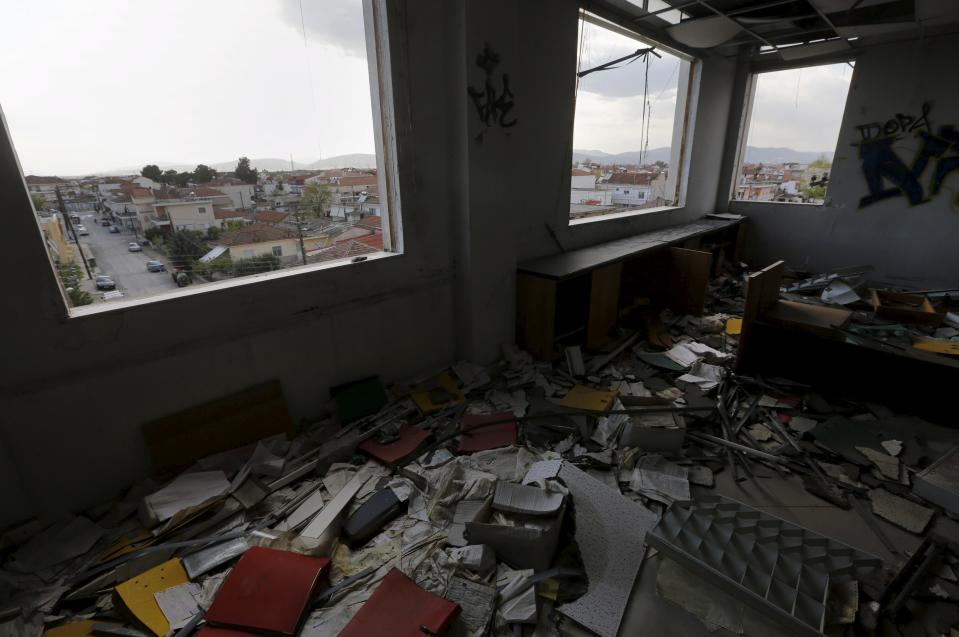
[857, 124, 959, 208]
[856, 102, 932, 141]
[467, 43, 517, 137]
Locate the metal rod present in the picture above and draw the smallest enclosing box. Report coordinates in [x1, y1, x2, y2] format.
[688, 432, 790, 463]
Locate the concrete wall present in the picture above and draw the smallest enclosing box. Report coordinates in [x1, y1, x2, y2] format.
[729, 34, 959, 289]
[0, 0, 738, 527]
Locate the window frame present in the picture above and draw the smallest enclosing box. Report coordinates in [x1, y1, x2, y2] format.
[729, 59, 857, 208]
[567, 11, 699, 227]
[7, 0, 403, 319]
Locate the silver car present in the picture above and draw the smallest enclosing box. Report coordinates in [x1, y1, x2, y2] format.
[128, 242, 142, 252]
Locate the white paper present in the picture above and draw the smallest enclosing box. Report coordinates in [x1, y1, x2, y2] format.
[300, 470, 370, 539]
[154, 583, 200, 631]
[522, 459, 563, 486]
[144, 471, 231, 523]
[629, 455, 689, 504]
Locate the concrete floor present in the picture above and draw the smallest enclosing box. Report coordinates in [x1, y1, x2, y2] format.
[79, 214, 178, 303]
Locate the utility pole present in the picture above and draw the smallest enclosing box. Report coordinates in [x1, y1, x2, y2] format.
[56, 187, 93, 280]
[294, 201, 307, 266]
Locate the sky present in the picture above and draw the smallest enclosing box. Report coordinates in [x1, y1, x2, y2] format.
[746, 62, 855, 153]
[572, 19, 855, 157]
[0, 0, 373, 176]
[573, 20, 683, 154]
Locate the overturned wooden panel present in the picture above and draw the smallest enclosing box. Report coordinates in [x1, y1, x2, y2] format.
[142, 380, 294, 471]
[667, 247, 712, 316]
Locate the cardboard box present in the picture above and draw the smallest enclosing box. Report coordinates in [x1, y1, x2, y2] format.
[871, 289, 944, 326]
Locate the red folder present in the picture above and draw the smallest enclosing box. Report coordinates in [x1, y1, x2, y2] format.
[457, 411, 517, 453]
[205, 547, 331, 637]
[358, 424, 432, 465]
[338, 568, 461, 637]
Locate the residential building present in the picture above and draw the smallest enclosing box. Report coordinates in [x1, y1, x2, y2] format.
[37, 213, 77, 265]
[216, 223, 302, 264]
[153, 199, 219, 232]
[208, 177, 255, 210]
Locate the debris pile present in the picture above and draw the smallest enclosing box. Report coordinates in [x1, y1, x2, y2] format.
[2, 266, 959, 637]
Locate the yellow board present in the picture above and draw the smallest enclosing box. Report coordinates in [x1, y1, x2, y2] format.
[44, 621, 120, 637]
[913, 338, 959, 355]
[411, 372, 466, 414]
[725, 318, 743, 335]
[558, 385, 616, 412]
[114, 558, 189, 637]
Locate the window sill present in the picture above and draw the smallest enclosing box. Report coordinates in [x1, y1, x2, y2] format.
[568, 205, 682, 227]
[68, 250, 399, 319]
[729, 200, 826, 208]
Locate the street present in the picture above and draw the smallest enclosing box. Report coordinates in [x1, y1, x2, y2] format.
[77, 214, 178, 303]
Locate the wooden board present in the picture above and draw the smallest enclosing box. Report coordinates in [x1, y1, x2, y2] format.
[766, 300, 852, 335]
[142, 380, 294, 472]
[737, 260, 784, 372]
[517, 218, 742, 280]
[587, 262, 623, 349]
[516, 273, 557, 360]
[667, 247, 712, 316]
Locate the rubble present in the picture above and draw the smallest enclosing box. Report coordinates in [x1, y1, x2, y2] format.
[3, 262, 959, 637]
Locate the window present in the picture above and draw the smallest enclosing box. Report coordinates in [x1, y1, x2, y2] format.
[4, 0, 396, 313]
[733, 62, 854, 205]
[569, 13, 694, 222]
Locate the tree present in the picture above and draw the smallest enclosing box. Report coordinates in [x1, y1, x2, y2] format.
[68, 287, 94, 306]
[802, 184, 826, 201]
[809, 154, 831, 170]
[30, 193, 46, 211]
[174, 171, 192, 188]
[301, 182, 331, 218]
[161, 169, 179, 185]
[205, 226, 222, 241]
[234, 157, 258, 184]
[654, 160, 668, 170]
[233, 254, 280, 277]
[194, 164, 217, 184]
[166, 230, 209, 269]
[141, 164, 163, 182]
[57, 263, 93, 307]
[144, 227, 165, 244]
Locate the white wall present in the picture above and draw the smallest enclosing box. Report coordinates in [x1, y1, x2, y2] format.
[729, 34, 959, 289]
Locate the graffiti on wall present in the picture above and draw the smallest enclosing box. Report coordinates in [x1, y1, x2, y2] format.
[468, 43, 516, 143]
[856, 103, 959, 208]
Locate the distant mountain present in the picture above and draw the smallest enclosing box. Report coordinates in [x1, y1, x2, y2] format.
[90, 153, 377, 177]
[742, 147, 833, 164]
[572, 146, 833, 166]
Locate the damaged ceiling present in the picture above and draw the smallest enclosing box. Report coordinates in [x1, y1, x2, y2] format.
[589, 0, 959, 59]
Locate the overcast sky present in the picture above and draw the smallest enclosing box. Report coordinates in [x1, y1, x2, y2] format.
[573, 20, 683, 154]
[747, 62, 855, 152]
[573, 20, 854, 156]
[1, 0, 373, 176]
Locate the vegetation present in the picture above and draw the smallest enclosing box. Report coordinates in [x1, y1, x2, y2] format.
[802, 184, 827, 201]
[300, 182, 331, 218]
[193, 164, 218, 184]
[234, 157, 258, 185]
[808, 154, 831, 170]
[141, 164, 163, 182]
[233, 254, 281, 276]
[144, 227, 165, 244]
[166, 230, 209, 269]
[223, 220, 246, 232]
[57, 262, 93, 307]
[205, 226, 222, 241]
[191, 255, 232, 279]
[30, 193, 46, 211]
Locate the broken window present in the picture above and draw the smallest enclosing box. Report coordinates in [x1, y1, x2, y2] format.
[2, 0, 398, 315]
[569, 13, 694, 223]
[733, 62, 854, 205]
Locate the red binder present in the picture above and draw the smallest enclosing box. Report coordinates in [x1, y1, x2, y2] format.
[458, 411, 517, 453]
[205, 547, 331, 637]
[338, 568, 461, 637]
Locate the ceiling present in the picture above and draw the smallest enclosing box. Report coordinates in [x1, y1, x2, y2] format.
[592, 0, 959, 59]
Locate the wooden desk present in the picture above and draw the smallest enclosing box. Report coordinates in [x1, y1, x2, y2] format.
[516, 216, 745, 359]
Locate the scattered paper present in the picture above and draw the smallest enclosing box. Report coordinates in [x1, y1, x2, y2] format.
[629, 455, 690, 504]
[142, 471, 231, 525]
[881, 440, 903, 457]
[153, 584, 199, 631]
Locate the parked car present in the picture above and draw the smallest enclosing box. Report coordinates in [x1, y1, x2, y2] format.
[128, 242, 142, 252]
[77, 225, 88, 236]
[109, 226, 121, 234]
[95, 275, 115, 290]
[101, 219, 111, 227]
[146, 260, 165, 272]
[171, 269, 192, 287]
